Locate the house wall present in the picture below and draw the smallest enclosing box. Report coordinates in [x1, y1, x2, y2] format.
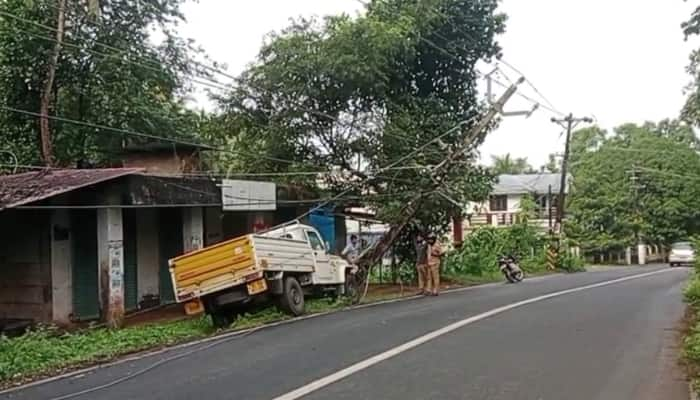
[204, 207, 223, 246]
[0, 210, 52, 322]
[51, 210, 72, 324]
[136, 209, 160, 302]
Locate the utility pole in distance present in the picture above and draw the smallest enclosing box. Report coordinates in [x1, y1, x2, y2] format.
[550, 114, 593, 233]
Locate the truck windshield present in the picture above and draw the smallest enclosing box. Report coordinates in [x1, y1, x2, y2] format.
[307, 231, 325, 251]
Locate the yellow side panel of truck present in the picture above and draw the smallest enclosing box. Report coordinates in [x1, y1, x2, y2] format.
[169, 235, 259, 302]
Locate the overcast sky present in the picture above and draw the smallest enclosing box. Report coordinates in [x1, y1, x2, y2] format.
[178, 0, 698, 167]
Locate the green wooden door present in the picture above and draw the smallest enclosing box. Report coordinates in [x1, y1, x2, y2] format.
[71, 211, 100, 320]
[123, 210, 138, 312]
[158, 209, 182, 304]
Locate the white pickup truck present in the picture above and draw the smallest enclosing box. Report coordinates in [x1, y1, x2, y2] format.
[169, 221, 354, 327]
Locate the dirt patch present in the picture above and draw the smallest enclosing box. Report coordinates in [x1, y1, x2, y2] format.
[123, 304, 188, 327]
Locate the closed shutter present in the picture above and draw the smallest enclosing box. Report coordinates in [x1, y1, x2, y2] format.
[71, 211, 99, 320]
[158, 209, 182, 304]
[123, 210, 138, 312]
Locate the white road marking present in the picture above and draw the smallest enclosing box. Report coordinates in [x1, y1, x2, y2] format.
[272, 268, 679, 400]
[0, 272, 536, 395]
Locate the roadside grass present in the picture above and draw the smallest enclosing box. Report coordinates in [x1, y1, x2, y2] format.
[682, 242, 700, 392]
[684, 279, 700, 392]
[0, 298, 350, 387]
[0, 263, 568, 388]
[443, 270, 502, 286]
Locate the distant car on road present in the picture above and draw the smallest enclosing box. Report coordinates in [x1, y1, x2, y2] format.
[669, 241, 695, 267]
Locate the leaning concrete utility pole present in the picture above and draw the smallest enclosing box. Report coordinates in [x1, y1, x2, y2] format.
[356, 78, 525, 285]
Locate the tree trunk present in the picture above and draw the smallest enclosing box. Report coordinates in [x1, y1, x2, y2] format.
[39, 0, 67, 166]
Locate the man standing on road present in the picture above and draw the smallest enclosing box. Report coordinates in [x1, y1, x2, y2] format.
[415, 233, 429, 294]
[426, 232, 445, 296]
[343, 234, 361, 264]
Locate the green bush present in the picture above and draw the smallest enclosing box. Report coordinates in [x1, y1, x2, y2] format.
[686, 277, 700, 306]
[684, 325, 700, 369]
[0, 318, 213, 382]
[0, 298, 349, 383]
[684, 273, 700, 389]
[558, 252, 586, 273]
[443, 224, 547, 276]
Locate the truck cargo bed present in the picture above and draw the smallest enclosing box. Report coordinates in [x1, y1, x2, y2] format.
[169, 235, 317, 303]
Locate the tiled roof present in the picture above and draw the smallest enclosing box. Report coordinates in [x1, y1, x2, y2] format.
[492, 173, 569, 195]
[0, 168, 142, 210]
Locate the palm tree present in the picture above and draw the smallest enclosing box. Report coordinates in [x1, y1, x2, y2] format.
[491, 153, 534, 174]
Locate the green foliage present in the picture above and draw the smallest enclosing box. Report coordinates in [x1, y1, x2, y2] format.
[567, 122, 700, 252]
[683, 270, 700, 388]
[0, 299, 348, 383]
[517, 193, 537, 223]
[541, 153, 561, 173]
[0, 0, 209, 167]
[557, 252, 586, 273]
[685, 278, 700, 307]
[0, 317, 212, 382]
[443, 223, 547, 277]
[210, 0, 504, 232]
[490, 153, 535, 175]
[682, 4, 700, 130]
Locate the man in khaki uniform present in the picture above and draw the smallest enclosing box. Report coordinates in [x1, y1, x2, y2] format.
[415, 233, 429, 294]
[426, 233, 445, 296]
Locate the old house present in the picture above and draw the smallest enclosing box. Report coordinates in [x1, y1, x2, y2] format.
[0, 144, 317, 328]
[464, 173, 569, 231]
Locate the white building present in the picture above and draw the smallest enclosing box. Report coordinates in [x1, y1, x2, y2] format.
[465, 173, 569, 231]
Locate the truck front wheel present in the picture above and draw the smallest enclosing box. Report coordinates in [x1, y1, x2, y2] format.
[279, 276, 305, 316]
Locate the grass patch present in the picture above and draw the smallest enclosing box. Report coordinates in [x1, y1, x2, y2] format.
[0, 297, 350, 386]
[0, 265, 564, 387]
[682, 241, 700, 392]
[443, 270, 502, 286]
[684, 281, 700, 392]
[0, 317, 213, 384]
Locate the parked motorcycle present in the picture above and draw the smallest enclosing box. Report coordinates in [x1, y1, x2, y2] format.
[499, 255, 524, 283]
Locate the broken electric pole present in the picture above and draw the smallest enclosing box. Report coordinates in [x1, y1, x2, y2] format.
[354, 77, 525, 297]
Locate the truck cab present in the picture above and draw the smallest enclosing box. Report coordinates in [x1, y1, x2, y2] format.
[261, 222, 348, 285]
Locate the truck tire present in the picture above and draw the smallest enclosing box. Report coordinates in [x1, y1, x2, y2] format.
[279, 276, 305, 316]
[210, 312, 234, 329]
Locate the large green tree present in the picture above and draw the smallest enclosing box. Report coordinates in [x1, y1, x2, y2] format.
[0, 0, 209, 167]
[682, 4, 700, 131]
[567, 123, 700, 252]
[211, 0, 505, 232]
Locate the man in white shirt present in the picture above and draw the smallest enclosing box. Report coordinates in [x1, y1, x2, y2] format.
[342, 234, 361, 264]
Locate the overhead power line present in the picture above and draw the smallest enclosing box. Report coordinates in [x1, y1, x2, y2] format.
[0, 105, 305, 165]
[0, 162, 429, 178]
[0, 9, 237, 83]
[496, 59, 563, 116]
[3, 23, 232, 92]
[398, 2, 568, 117]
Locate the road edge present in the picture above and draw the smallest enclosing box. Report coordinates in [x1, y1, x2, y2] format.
[0, 276, 521, 395]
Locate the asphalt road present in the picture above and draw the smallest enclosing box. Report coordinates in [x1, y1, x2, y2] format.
[1, 265, 690, 400]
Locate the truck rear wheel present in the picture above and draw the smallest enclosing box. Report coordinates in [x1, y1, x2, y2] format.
[279, 276, 305, 316]
[210, 312, 234, 329]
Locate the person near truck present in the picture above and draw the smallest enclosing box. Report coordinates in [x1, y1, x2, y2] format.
[415, 233, 429, 294]
[426, 232, 445, 296]
[343, 234, 361, 264]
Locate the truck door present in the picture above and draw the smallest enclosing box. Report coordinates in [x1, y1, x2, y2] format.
[305, 229, 334, 283]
